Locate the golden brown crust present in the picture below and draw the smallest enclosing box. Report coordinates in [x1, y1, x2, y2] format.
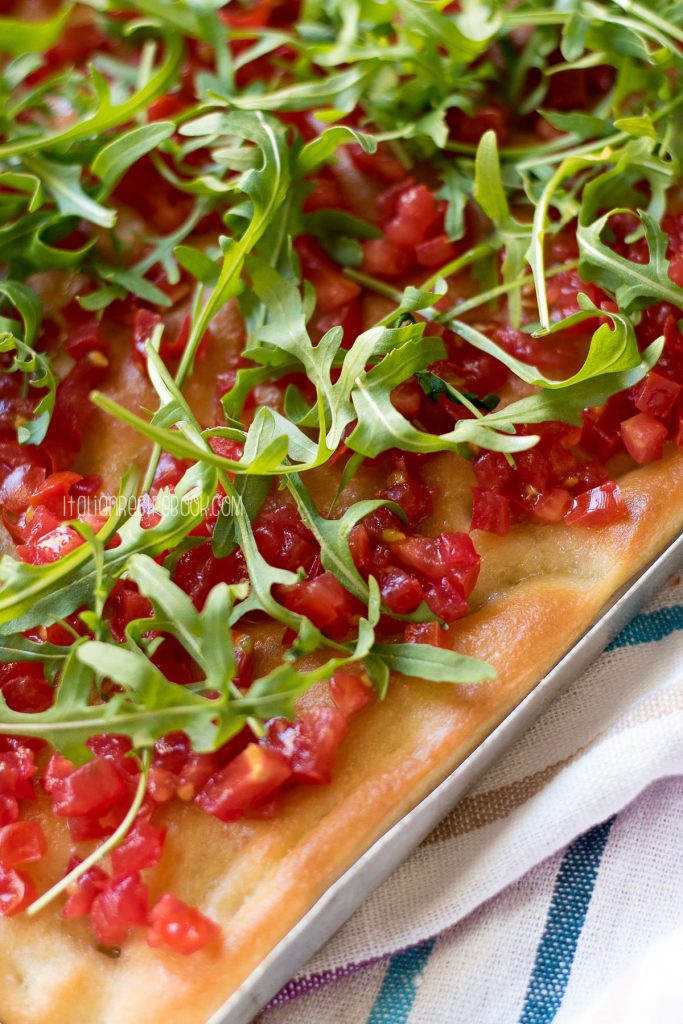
[1, 432, 682, 1023]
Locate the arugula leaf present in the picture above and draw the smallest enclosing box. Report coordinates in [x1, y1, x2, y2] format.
[577, 208, 683, 311]
[22, 155, 116, 229]
[0, 6, 71, 57]
[0, 280, 56, 444]
[371, 643, 496, 684]
[92, 121, 175, 192]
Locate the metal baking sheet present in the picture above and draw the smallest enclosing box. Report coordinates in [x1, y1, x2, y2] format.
[212, 530, 683, 1024]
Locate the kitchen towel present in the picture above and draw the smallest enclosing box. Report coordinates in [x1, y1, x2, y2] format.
[258, 573, 683, 1024]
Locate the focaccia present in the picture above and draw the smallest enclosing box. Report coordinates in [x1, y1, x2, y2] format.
[0, 2, 682, 1023]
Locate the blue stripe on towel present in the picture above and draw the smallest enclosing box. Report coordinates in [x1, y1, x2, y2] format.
[518, 817, 615, 1024]
[607, 604, 683, 650]
[610, 602, 683, 651]
[366, 938, 436, 1024]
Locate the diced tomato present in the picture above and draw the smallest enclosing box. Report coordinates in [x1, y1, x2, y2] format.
[381, 455, 433, 526]
[530, 488, 571, 524]
[17, 524, 82, 565]
[254, 516, 317, 576]
[110, 821, 166, 878]
[404, 622, 450, 647]
[451, 345, 509, 397]
[61, 859, 108, 919]
[380, 567, 424, 613]
[147, 893, 220, 955]
[147, 92, 187, 121]
[393, 532, 477, 588]
[668, 252, 683, 287]
[266, 706, 348, 785]
[564, 481, 628, 527]
[106, 581, 154, 642]
[415, 233, 458, 268]
[0, 821, 46, 867]
[448, 106, 508, 144]
[293, 236, 361, 313]
[348, 144, 406, 183]
[313, 298, 362, 346]
[0, 748, 37, 800]
[65, 322, 107, 360]
[1, 673, 53, 713]
[27, 471, 82, 513]
[90, 873, 149, 946]
[349, 523, 372, 575]
[384, 185, 436, 249]
[470, 488, 511, 535]
[329, 671, 374, 717]
[0, 465, 47, 514]
[0, 868, 36, 916]
[196, 744, 291, 822]
[391, 379, 422, 419]
[0, 796, 18, 827]
[279, 572, 354, 638]
[50, 758, 126, 818]
[422, 576, 469, 622]
[580, 407, 623, 463]
[634, 372, 682, 419]
[42, 753, 75, 794]
[132, 308, 162, 370]
[473, 452, 512, 490]
[303, 176, 345, 213]
[620, 413, 668, 464]
[362, 238, 412, 278]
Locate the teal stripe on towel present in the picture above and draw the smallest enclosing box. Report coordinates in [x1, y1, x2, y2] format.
[366, 939, 436, 1024]
[607, 604, 683, 650]
[518, 818, 615, 1024]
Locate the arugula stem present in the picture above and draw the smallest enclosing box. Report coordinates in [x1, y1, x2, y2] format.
[343, 269, 401, 302]
[26, 751, 150, 918]
[435, 260, 578, 321]
[421, 242, 495, 292]
[613, 0, 683, 44]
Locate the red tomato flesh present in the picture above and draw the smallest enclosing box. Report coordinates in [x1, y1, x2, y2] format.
[0, 821, 46, 868]
[50, 757, 126, 818]
[196, 744, 291, 822]
[147, 893, 220, 954]
[620, 413, 668, 464]
[564, 482, 628, 527]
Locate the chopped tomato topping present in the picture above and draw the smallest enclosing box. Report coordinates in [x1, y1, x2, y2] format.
[404, 622, 451, 647]
[279, 572, 355, 638]
[147, 894, 219, 955]
[0, 748, 37, 800]
[294, 236, 361, 313]
[634, 371, 682, 419]
[50, 758, 127, 818]
[384, 185, 436, 249]
[380, 567, 424, 614]
[110, 821, 166, 878]
[266, 706, 348, 785]
[0, 821, 46, 868]
[90, 873, 149, 946]
[329, 671, 374, 718]
[471, 488, 511, 535]
[620, 413, 668, 465]
[195, 744, 291, 822]
[61, 859, 108, 919]
[564, 482, 628, 527]
[0, 868, 36, 917]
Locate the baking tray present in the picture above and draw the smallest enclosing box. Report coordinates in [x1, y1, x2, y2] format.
[212, 529, 683, 1024]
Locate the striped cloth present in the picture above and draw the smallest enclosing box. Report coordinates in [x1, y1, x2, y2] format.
[258, 573, 683, 1024]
